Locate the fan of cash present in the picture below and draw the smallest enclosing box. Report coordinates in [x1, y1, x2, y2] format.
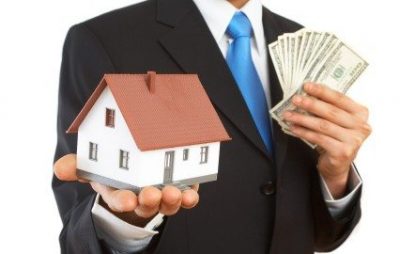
[268, 29, 369, 148]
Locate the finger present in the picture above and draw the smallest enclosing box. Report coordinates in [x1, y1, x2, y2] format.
[291, 94, 357, 129]
[159, 186, 182, 216]
[283, 111, 352, 143]
[90, 182, 138, 212]
[303, 83, 368, 119]
[289, 124, 343, 156]
[191, 184, 199, 192]
[53, 154, 78, 181]
[181, 189, 200, 209]
[135, 186, 162, 218]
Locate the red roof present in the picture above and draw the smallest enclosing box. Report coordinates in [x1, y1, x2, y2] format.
[67, 72, 231, 151]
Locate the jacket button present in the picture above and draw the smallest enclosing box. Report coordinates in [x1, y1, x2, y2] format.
[261, 181, 276, 196]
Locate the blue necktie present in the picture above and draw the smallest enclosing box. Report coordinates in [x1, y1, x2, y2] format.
[226, 11, 273, 153]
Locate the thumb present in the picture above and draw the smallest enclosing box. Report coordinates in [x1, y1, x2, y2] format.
[54, 154, 79, 181]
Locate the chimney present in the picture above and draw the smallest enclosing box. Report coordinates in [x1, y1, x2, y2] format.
[147, 71, 156, 94]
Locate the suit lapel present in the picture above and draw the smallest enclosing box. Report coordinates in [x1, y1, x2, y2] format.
[157, 0, 272, 161]
[261, 7, 289, 170]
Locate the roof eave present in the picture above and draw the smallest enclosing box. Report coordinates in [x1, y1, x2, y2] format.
[65, 77, 108, 134]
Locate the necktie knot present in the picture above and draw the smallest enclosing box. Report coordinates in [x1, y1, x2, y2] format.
[226, 12, 253, 39]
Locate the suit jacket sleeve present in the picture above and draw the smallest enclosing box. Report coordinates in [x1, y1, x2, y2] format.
[271, 13, 363, 252]
[311, 164, 362, 252]
[53, 23, 116, 254]
[53, 22, 168, 254]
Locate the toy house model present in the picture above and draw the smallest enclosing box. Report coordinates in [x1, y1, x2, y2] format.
[67, 71, 231, 192]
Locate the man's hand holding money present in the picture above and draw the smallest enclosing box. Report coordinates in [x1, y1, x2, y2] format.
[282, 83, 371, 198]
[268, 29, 371, 198]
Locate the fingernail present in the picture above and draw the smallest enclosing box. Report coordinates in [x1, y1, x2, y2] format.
[304, 83, 314, 91]
[292, 95, 302, 104]
[283, 111, 292, 119]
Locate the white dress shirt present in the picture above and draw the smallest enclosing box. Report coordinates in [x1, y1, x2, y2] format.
[91, 0, 363, 252]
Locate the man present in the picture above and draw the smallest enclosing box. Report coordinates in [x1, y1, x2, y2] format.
[53, 0, 371, 253]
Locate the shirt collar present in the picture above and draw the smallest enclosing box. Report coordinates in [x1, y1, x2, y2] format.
[193, 0, 265, 54]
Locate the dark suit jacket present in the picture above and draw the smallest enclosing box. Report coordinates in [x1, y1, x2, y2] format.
[53, 0, 362, 253]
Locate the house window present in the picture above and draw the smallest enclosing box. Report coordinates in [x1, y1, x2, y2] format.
[200, 146, 209, 164]
[119, 150, 129, 169]
[105, 108, 115, 127]
[89, 142, 98, 161]
[183, 149, 189, 161]
[165, 151, 174, 169]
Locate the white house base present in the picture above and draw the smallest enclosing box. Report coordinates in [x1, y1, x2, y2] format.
[77, 169, 217, 194]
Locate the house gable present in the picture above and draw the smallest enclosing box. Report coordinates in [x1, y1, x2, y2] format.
[67, 79, 107, 133]
[76, 87, 143, 185]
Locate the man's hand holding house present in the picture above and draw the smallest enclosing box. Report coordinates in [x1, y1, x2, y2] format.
[54, 153, 200, 225]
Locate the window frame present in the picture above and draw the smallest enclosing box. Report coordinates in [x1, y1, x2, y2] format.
[105, 108, 115, 128]
[89, 142, 98, 161]
[119, 150, 129, 170]
[183, 148, 189, 161]
[200, 146, 209, 164]
[165, 151, 174, 168]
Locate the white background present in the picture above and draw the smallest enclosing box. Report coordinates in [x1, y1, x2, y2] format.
[0, 0, 398, 253]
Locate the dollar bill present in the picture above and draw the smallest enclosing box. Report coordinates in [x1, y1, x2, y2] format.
[278, 35, 287, 85]
[289, 35, 296, 91]
[269, 41, 287, 92]
[268, 29, 368, 148]
[293, 31, 303, 90]
[301, 32, 321, 79]
[294, 30, 312, 95]
[311, 41, 368, 93]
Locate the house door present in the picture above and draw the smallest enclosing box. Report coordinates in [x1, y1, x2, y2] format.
[164, 151, 175, 184]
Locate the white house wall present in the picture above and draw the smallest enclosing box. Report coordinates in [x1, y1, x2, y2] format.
[77, 87, 142, 186]
[137, 142, 220, 186]
[76, 87, 222, 189]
